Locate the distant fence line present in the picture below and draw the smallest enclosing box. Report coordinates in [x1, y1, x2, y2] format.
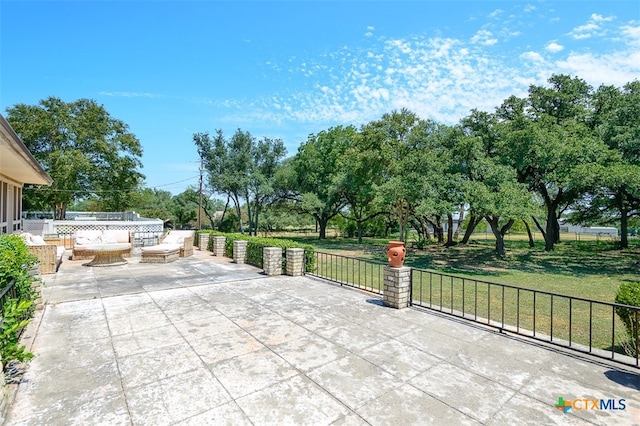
[471, 230, 622, 242]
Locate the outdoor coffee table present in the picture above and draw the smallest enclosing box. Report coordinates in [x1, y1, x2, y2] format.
[83, 243, 132, 267]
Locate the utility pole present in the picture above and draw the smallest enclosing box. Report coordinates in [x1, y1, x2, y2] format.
[198, 156, 203, 230]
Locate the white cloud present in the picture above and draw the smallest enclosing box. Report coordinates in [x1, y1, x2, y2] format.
[569, 14, 615, 39]
[545, 42, 564, 53]
[521, 51, 545, 62]
[365, 26, 375, 37]
[488, 9, 503, 19]
[471, 30, 498, 46]
[591, 13, 614, 23]
[524, 4, 537, 13]
[98, 91, 162, 98]
[555, 51, 640, 87]
[621, 24, 640, 45]
[219, 12, 639, 136]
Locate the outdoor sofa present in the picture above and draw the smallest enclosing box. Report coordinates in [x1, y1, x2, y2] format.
[140, 230, 194, 263]
[72, 229, 134, 260]
[20, 232, 66, 274]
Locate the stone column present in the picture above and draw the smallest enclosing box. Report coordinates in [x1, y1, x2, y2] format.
[286, 248, 305, 276]
[198, 232, 210, 251]
[263, 247, 282, 276]
[212, 236, 226, 256]
[383, 266, 411, 309]
[233, 240, 248, 264]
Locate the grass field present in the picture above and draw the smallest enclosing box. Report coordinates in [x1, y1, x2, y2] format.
[286, 232, 640, 358]
[287, 232, 639, 301]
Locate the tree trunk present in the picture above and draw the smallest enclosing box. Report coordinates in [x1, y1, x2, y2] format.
[620, 207, 629, 249]
[396, 199, 412, 243]
[453, 206, 465, 240]
[236, 206, 244, 233]
[411, 218, 431, 242]
[445, 213, 455, 246]
[429, 215, 444, 244]
[318, 216, 328, 239]
[523, 219, 535, 248]
[245, 195, 253, 235]
[53, 202, 67, 220]
[486, 217, 506, 258]
[461, 215, 482, 244]
[356, 220, 363, 244]
[422, 221, 431, 241]
[218, 196, 230, 230]
[544, 207, 559, 251]
[202, 198, 217, 229]
[531, 216, 546, 241]
[253, 206, 260, 237]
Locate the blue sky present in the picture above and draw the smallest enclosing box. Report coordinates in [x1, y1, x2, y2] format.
[1, 1, 639, 195]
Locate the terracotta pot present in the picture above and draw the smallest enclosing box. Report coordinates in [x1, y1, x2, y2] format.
[386, 241, 406, 267]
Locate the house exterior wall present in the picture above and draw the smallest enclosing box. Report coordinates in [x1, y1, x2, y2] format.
[0, 181, 22, 234]
[0, 114, 51, 235]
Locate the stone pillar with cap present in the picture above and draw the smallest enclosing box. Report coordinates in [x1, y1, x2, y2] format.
[212, 236, 226, 256]
[383, 266, 411, 309]
[263, 247, 282, 276]
[233, 240, 248, 264]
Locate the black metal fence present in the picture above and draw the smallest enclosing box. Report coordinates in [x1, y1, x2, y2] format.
[307, 251, 386, 295]
[0, 279, 18, 317]
[308, 251, 640, 368]
[0, 279, 30, 338]
[410, 267, 639, 367]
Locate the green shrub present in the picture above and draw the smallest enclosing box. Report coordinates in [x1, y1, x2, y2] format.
[614, 281, 640, 356]
[413, 237, 432, 250]
[0, 235, 39, 368]
[205, 231, 316, 271]
[0, 300, 34, 364]
[0, 235, 38, 304]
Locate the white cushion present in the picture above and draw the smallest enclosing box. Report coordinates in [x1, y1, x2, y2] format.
[162, 234, 183, 244]
[75, 236, 93, 246]
[142, 244, 181, 254]
[75, 230, 102, 245]
[101, 234, 118, 244]
[30, 235, 47, 246]
[107, 230, 130, 243]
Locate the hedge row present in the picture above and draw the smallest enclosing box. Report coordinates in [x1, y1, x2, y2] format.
[0, 235, 38, 305]
[0, 235, 39, 366]
[197, 231, 316, 272]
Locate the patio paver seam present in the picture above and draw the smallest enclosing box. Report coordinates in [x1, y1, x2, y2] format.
[192, 286, 379, 422]
[99, 295, 137, 424]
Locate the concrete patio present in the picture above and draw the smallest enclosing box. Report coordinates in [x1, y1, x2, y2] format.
[4, 248, 640, 425]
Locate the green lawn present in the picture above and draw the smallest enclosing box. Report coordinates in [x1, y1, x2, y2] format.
[290, 233, 640, 302]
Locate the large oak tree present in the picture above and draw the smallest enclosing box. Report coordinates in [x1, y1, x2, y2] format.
[6, 97, 144, 218]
